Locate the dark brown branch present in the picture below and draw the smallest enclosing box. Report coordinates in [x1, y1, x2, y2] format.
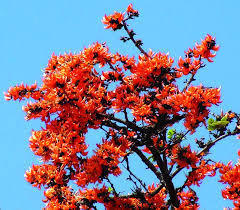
[132, 147, 163, 182]
[105, 177, 119, 196]
[123, 108, 129, 122]
[147, 145, 179, 207]
[101, 119, 125, 131]
[122, 21, 149, 57]
[182, 73, 195, 92]
[100, 113, 142, 132]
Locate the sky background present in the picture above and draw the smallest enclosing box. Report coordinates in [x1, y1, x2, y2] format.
[1, 0, 240, 209]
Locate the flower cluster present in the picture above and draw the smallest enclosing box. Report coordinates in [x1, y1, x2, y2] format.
[25, 164, 67, 189]
[102, 4, 139, 31]
[193, 34, 220, 62]
[4, 82, 41, 101]
[219, 151, 240, 209]
[171, 85, 221, 132]
[176, 34, 219, 75]
[168, 144, 200, 169]
[177, 189, 199, 209]
[43, 186, 79, 209]
[102, 12, 124, 30]
[185, 160, 223, 187]
[75, 140, 127, 187]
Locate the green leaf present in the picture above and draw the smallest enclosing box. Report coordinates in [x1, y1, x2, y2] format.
[213, 120, 229, 127]
[208, 125, 216, 131]
[148, 155, 155, 162]
[207, 117, 229, 131]
[208, 118, 215, 125]
[167, 129, 176, 139]
[221, 116, 228, 122]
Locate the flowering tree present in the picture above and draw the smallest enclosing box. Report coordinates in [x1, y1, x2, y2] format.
[5, 4, 240, 209]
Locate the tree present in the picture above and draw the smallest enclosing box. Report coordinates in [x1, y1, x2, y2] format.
[5, 3, 240, 209]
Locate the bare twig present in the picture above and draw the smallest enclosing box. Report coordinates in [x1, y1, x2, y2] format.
[123, 156, 148, 191]
[182, 73, 195, 92]
[122, 21, 149, 57]
[105, 177, 119, 196]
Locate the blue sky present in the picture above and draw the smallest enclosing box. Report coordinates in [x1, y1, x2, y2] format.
[1, 0, 240, 209]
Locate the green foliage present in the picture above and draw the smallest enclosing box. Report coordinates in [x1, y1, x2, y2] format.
[207, 116, 229, 131]
[108, 187, 113, 193]
[148, 155, 156, 162]
[167, 129, 176, 140]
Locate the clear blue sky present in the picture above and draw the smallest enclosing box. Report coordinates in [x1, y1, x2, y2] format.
[1, 0, 240, 209]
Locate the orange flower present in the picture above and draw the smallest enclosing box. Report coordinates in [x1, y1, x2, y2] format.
[177, 189, 199, 209]
[4, 82, 40, 101]
[193, 34, 220, 62]
[126, 4, 139, 16]
[102, 12, 124, 30]
[219, 156, 240, 206]
[169, 144, 200, 169]
[177, 56, 201, 75]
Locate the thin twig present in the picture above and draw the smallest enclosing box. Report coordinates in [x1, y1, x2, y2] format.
[106, 59, 118, 71]
[105, 177, 119, 196]
[182, 73, 195, 92]
[100, 125, 108, 133]
[122, 21, 149, 57]
[182, 56, 204, 92]
[196, 132, 233, 157]
[123, 156, 148, 191]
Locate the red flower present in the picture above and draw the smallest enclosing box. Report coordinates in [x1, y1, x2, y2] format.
[177, 56, 201, 75]
[102, 12, 124, 30]
[169, 144, 200, 169]
[126, 4, 138, 15]
[193, 34, 220, 62]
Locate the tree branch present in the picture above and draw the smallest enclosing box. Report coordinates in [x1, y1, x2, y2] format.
[100, 113, 142, 132]
[132, 147, 163, 182]
[105, 177, 118, 196]
[122, 21, 149, 57]
[182, 73, 195, 92]
[147, 144, 179, 207]
[123, 156, 148, 191]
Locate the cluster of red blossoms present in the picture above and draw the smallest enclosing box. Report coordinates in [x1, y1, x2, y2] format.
[219, 151, 240, 209]
[177, 34, 220, 75]
[102, 4, 138, 30]
[5, 3, 240, 209]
